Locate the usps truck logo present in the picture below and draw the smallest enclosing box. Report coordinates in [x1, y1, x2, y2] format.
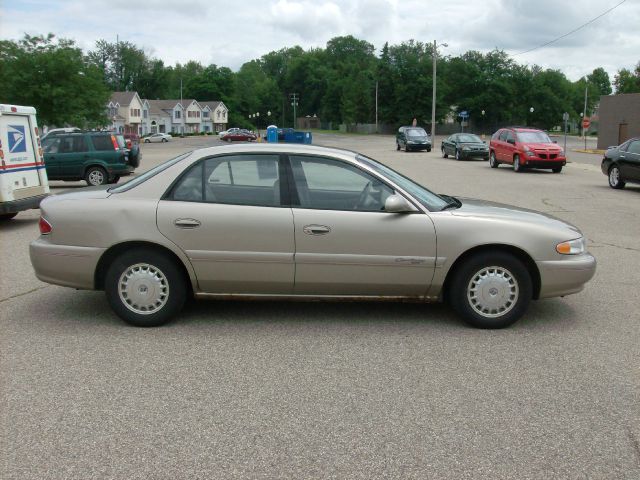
[8, 125, 27, 153]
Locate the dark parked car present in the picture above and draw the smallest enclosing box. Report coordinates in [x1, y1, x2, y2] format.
[441, 133, 489, 160]
[601, 137, 640, 189]
[41, 131, 139, 186]
[396, 126, 432, 152]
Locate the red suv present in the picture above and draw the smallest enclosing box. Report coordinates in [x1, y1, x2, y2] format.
[489, 127, 566, 173]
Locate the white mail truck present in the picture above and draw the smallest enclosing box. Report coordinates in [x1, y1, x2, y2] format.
[0, 104, 50, 220]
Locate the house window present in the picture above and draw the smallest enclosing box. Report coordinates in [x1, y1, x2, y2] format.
[175, 110, 181, 119]
[203, 111, 209, 118]
[143, 110, 148, 118]
[217, 111, 221, 119]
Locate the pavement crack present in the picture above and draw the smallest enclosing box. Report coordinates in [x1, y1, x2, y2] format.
[541, 198, 569, 212]
[0, 285, 50, 304]
[589, 240, 640, 253]
[627, 426, 640, 466]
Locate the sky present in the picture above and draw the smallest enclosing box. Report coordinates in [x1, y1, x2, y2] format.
[1, 0, 638, 82]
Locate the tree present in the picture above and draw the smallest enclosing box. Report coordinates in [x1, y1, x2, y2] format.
[587, 67, 612, 96]
[0, 34, 109, 127]
[613, 63, 640, 94]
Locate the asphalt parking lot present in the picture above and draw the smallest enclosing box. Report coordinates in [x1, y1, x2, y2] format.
[1, 133, 639, 479]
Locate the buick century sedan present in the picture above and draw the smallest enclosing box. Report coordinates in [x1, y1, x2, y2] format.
[30, 144, 596, 329]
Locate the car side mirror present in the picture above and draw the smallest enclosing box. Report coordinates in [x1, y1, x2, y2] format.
[385, 195, 415, 213]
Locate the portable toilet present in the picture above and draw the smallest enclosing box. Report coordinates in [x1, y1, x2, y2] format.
[266, 125, 278, 143]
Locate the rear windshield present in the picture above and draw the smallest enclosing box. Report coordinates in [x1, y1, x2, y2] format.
[115, 135, 127, 149]
[109, 152, 193, 193]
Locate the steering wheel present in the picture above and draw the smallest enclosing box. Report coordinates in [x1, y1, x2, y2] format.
[354, 181, 373, 210]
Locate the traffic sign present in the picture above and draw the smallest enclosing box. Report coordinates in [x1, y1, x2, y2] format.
[582, 118, 591, 129]
[562, 112, 569, 122]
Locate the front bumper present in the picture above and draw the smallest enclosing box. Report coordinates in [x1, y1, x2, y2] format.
[406, 143, 431, 151]
[461, 150, 489, 159]
[536, 253, 596, 299]
[30, 238, 105, 290]
[521, 158, 566, 169]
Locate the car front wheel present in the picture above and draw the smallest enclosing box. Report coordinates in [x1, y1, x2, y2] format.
[608, 165, 625, 189]
[105, 249, 187, 327]
[455, 149, 461, 160]
[513, 155, 522, 172]
[449, 252, 532, 329]
[144, 139, 150, 143]
[442, 147, 448, 158]
[489, 152, 499, 168]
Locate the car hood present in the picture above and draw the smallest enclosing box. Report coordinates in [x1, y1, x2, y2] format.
[450, 198, 581, 234]
[522, 143, 562, 151]
[460, 142, 487, 147]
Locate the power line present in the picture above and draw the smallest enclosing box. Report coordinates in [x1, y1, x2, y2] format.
[512, 0, 626, 56]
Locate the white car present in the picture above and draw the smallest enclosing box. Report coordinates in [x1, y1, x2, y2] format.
[144, 133, 172, 143]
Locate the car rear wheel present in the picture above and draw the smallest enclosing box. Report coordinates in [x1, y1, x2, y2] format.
[448, 252, 532, 329]
[608, 165, 625, 189]
[513, 155, 522, 172]
[162, 138, 167, 143]
[144, 139, 150, 143]
[85, 166, 107, 186]
[105, 249, 187, 327]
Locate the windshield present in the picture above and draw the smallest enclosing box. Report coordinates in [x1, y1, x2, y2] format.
[109, 151, 193, 193]
[517, 131, 551, 143]
[406, 128, 428, 137]
[356, 154, 448, 211]
[458, 134, 482, 143]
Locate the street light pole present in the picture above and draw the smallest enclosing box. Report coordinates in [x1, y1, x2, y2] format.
[431, 40, 447, 143]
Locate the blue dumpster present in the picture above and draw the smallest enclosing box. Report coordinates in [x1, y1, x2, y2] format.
[266, 125, 278, 143]
[303, 131, 312, 144]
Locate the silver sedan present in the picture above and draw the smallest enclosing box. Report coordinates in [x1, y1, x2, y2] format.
[30, 144, 596, 328]
[143, 133, 172, 143]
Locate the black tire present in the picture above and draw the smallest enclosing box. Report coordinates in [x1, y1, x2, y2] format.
[396, 142, 400, 151]
[442, 147, 448, 158]
[426, 147, 431, 152]
[513, 154, 522, 173]
[404, 143, 410, 152]
[108, 175, 121, 184]
[162, 138, 167, 143]
[0, 212, 18, 221]
[489, 151, 499, 168]
[85, 166, 107, 186]
[455, 149, 461, 161]
[104, 249, 187, 327]
[608, 165, 625, 189]
[552, 166, 563, 173]
[448, 251, 532, 329]
[144, 139, 150, 143]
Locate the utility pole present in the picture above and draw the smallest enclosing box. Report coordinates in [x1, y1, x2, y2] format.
[583, 85, 588, 150]
[375, 80, 378, 134]
[431, 40, 447, 142]
[290, 93, 299, 129]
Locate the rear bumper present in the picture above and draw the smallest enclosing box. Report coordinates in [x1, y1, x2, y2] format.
[0, 194, 49, 214]
[30, 238, 105, 290]
[536, 253, 596, 299]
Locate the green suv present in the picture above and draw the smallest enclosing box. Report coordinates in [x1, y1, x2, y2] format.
[396, 126, 432, 152]
[41, 131, 140, 186]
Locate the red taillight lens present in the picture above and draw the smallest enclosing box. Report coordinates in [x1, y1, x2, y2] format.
[39, 216, 52, 235]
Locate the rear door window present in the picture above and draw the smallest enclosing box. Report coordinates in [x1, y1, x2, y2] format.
[91, 136, 114, 151]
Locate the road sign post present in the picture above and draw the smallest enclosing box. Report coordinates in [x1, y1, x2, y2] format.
[582, 118, 590, 150]
[562, 112, 569, 154]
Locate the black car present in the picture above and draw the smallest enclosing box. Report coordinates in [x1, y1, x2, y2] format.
[601, 137, 640, 189]
[396, 126, 431, 152]
[441, 133, 489, 160]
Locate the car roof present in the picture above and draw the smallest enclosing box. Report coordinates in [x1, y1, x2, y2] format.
[188, 142, 358, 161]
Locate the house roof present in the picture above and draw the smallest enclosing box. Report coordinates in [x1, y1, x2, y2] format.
[110, 91, 138, 106]
[147, 99, 182, 111]
[200, 101, 224, 111]
[177, 99, 200, 109]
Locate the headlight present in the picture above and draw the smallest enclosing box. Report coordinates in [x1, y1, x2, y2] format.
[556, 237, 586, 255]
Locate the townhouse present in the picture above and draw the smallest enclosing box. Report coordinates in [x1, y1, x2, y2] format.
[108, 92, 229, 135]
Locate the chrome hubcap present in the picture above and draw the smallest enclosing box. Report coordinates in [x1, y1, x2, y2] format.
[89, 170, 104, 185]
[467, 266, 519, 318]
[610, 168, 619, 185]
[118, 263, 169, 315]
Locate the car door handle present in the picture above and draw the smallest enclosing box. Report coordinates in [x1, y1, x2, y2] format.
[174, 218, 201, 228]
[303, 224, 331, 235]
[619, 155, 625, 159]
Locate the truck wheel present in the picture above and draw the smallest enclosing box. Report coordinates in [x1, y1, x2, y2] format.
[104, 249, 187, 327]
[85, 166, 107, 186]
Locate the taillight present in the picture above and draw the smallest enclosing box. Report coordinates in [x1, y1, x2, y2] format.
[110, 135, 119, 151]
[39, 216, 52, 235]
